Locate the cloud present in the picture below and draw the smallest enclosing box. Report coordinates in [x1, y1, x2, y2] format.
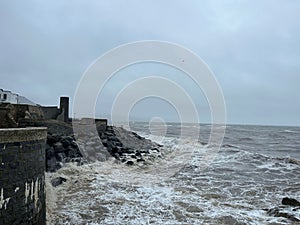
[0, 0, 299, 125]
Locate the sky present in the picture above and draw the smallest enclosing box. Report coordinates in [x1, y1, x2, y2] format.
[0, 0, 299, 126]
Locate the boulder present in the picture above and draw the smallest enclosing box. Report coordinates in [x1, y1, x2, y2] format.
[126, 161, 134, 166]
[51, 177, 67, 187]
[282, 197, 300, 207]
[53, 142, 65, 153]
[151, 147, 160, 152]
[56, 152, 66, 162]
[61, 137, 71, 147]
[67, 146, 80, 158]
[267, 207, 300, 222]
[71, 140, 78, 148]
[52, 134, 61, 143]
[47, 134, 56, 146]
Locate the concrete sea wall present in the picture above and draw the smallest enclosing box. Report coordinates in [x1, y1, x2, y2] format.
[0, 127, 47, 225]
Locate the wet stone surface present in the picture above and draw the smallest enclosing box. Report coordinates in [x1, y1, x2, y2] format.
[45, 122, 163, 172]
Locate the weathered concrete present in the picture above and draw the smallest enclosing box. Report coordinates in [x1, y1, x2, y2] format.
[95, 119, 107, 132]
[0, 127, 47, 143]
[59, 97, 69, 123]
[0, 103, 44, 128]
[41, 106, 60, 120]
[0, 127, 47, 225]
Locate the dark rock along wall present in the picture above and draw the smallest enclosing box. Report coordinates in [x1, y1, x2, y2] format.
[0, 128, 47, 225]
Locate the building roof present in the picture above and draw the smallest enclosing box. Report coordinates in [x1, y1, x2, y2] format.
[1, 88, 37, 106]
[18, 95, 37, 106]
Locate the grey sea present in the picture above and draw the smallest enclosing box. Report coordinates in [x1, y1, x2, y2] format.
[47, 123, 300, 224]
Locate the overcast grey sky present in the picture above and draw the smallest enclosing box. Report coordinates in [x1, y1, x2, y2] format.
[0, 0, 299, 126]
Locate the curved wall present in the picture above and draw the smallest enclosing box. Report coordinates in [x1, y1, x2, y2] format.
[0, 127, 47, 225]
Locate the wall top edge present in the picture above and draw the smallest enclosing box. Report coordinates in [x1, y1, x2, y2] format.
[0, 127, 47, 143]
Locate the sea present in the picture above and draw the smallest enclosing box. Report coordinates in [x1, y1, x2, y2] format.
[46, 123, 300, 225]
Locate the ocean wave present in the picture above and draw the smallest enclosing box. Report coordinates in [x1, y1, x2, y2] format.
[274, 157, 300, 166]
[46, 124, 300, 225]
[238, 137, 253, 141]
[222, 144, 239, 149]
[283, 129, 300, 134]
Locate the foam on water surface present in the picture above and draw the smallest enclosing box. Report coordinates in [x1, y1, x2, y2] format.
[46, 125, 300, 225]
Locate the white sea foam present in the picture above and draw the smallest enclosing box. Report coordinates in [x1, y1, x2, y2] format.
[46, 125, 300, 225]
[284, 129, 300, 134]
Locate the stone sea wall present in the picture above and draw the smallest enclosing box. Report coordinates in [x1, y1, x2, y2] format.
[0, 127, 47, 225]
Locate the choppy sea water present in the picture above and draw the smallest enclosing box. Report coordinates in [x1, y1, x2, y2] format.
[47, 123, 300, 224]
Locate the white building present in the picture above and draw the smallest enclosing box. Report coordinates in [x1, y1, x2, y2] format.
[0, 89, 18, 104]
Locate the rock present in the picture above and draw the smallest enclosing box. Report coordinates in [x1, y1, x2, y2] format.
[111, 146, 120, 154]
[96, 125, 164, 166]
[56, 152, 66, 162]
[282, 197, 300, 207]
[140, 149, 149, 154]
[102, 141, 108, 147]
[267, 207, 300, 222]
[116, 149, 123, 155]
[106, 141, 114, 150]
[61, 137, 71, 147]
[53, 142, 65, 153]
[47, 134, 56, 146]
[67, 157, 84, 165]
[52, 134, 61, 143]
[51, 177, 67, 187]
[108, 136, 118, 142]
[114, 153, 121, 160]
[131, 132, 144, 140]
[121, 158, 126, 163]
[151, 147, 160, 152]
[122, 148, 134, 154]
[71, 140, 78, 148]
[115, 142, 123, 147]
[67, 146, 80, 158]
[126, 161, 134, 166]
